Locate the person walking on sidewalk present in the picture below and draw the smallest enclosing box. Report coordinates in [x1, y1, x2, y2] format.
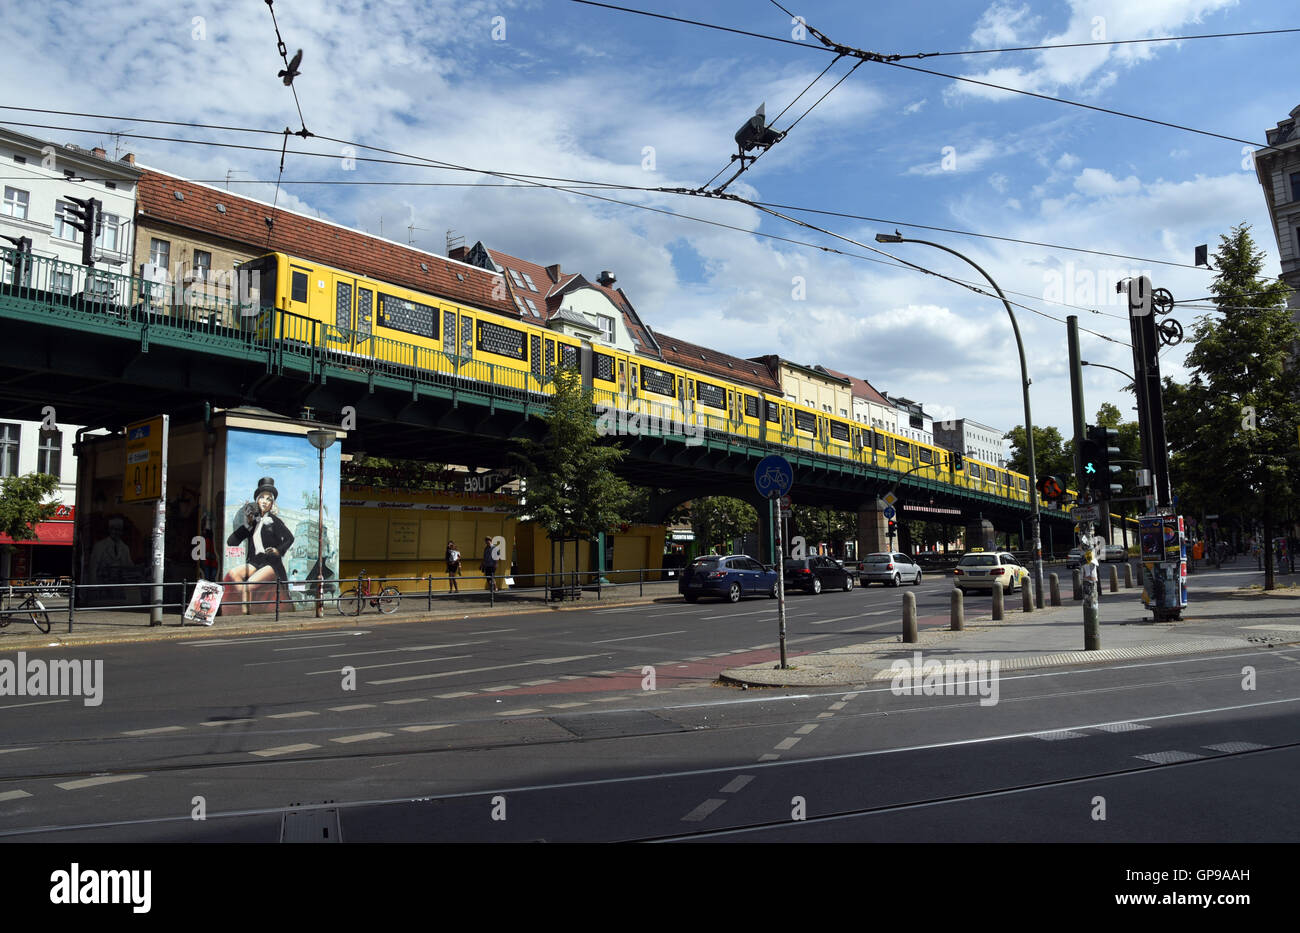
[482, 536, 498, 592]
[445, 540, 461, 593]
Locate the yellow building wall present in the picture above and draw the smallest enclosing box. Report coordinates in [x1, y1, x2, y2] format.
[514, 522, 667, 584]
[339, 486, 517, 593]
[779, 364, 852, 418]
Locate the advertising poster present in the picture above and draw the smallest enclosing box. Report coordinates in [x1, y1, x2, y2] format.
[183, 580, 224, 625]
[221, 428, 341, 614]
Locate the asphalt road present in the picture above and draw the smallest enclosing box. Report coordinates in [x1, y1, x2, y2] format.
[1, 573, 1294, 843]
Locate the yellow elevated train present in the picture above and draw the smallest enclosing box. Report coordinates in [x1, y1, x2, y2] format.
[239, 251, 1041, 507]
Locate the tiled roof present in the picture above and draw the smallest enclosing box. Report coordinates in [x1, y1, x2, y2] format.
[136, 170, 517, 317]
[648, 330, 781, 392]
[822, 367, 891, 406]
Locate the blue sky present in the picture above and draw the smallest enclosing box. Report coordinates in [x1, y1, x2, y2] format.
[2, 0, 1293, 443]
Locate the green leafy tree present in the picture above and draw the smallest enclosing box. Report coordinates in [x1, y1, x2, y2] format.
[343, 455, 450, 490]
[790, 505, 856, 555]
[1164, 224, 1300, 589]
[690, 497, 757, 554]
[1004, 424, 1073, 484]
[511, 369, 633, 574]
[0, 472, 60, 544]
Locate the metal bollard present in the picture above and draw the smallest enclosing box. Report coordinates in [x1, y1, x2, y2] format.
[1049, 573, 1061, 606]
[1022, 581, 1034, 613]
[902, 591, 917, 643]
[950, 587, 964, 631]
[1072, 568, 1082, 601]
[1123, 562, 1133, 589]
[992, 581, 1004, 621]
[1109, 564, 1119, 593]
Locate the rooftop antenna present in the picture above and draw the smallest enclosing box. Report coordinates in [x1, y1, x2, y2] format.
[446, 229, 465, 255]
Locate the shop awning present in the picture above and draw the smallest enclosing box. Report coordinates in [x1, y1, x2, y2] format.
[0, 522, 74, 546]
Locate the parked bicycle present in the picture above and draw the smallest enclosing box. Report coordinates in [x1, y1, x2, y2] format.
[0, 586, 51, 633]
[337, 571, 401, 615]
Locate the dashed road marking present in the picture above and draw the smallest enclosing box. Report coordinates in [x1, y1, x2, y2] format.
[251, 743, 320, 758]
[328, 704, 376, 712]
[758, 753, 780, 762]
[0, 790, 33, 802]
[1032, 730, 1089, 741]
[816, 712, 834, 719]
[330, 732, 393, 744]
[774, 737, 801, 750]
[400, 724, 451, 733]
[828, 702, 847, 711]
[521, 679, 558, 686]
[591, 631, 686, 644]
[384, 698, 427, 705]
[482, 685, 521, 692]
[795, 724, 819, 735]
[56, 774, 145, 790]
[200, 718, 254, 727]
[548, 702, 587, 709]
[1203, 741, 1268, 753]
[122, 726, 185, 736]
[436, 692, 476, 699]
[680, 798, 727, 822]
[267, 711, 319, 719]
[1093, 721, 1149, 733]
[719, 775, 753, 794]
[1135, 750, 1205, 764]
[371, 655, 601, 686]
[497, 708, 543, 716]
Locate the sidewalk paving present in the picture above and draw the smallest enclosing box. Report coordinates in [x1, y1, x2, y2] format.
[722, 578, 1300, 688]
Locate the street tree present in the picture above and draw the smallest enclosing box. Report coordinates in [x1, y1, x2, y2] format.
[1004, 424, 1073, 483]
[790, 505, 855, 555]
[689, 497, 757, 554]
[511, 368, 633, 577]
[1164, 224, 1300, 589]
[0, 472, 60, 544]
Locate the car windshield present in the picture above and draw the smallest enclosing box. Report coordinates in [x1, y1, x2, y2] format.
[959, 554, 998, 567]
[691, 558, 722, 571]
[865, 554, 893, 563]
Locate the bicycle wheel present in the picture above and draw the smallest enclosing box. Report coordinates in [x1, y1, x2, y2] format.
[378, 586, 401, 614]
[28, 598, 50, 634]
[337, 588, 360, 616]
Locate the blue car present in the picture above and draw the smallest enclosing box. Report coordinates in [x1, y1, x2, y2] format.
[679, 554, 779, 603]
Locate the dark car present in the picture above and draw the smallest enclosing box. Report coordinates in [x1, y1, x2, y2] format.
[785, 556, 854, 594]
[679, 554, 778, 603]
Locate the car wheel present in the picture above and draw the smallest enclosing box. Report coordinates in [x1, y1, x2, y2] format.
[890, 574, 900, 587]
[914, 571, 922, 585]
[727, 582, 741, 603]
[843, 576, 853, 592]
[811, 577, 822, 595]
[684, 593, 698, 603]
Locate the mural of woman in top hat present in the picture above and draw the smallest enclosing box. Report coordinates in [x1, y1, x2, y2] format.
[224, 476, 295, 613]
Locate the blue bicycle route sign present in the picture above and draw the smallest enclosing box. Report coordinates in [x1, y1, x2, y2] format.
[754, 455, 793, 499]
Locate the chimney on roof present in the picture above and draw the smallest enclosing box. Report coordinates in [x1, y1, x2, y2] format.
[546, 263, 562, 283]
[120, 153, 135, 165]
[597, 270, 616, 287]
[448, 245, 468, 262]
[92, 147, 107, 159]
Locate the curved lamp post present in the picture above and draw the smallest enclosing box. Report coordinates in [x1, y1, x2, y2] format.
[306, 428, 337, 618]
[876, 232, 1044, 608]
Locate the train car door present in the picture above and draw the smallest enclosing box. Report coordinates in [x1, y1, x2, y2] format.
[618, 360, 627, 399]
[628, 361, 639, 401]
[677, 375, 687, 414]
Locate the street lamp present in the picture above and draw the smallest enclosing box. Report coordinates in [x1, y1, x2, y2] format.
[306, 428, 337, 618]
[1081, 360, 1135, 389]
[876, 231, 1045, 608]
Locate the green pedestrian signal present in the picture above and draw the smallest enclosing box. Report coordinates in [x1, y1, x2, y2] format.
[1083, 425, 1122, 498]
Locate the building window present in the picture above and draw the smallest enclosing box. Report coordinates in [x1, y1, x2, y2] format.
[596, 314, 614, 342]
[1291, 172, 1300, 203]
[521, 272, 537, 291]
[37, 429, 61, 478]
[0, 422, 18, 477]
[53, 271, 74, 295]
[193, 249, 212, 281]
[12, 155, 26, 164]
[2, 186, 29, 220]
[149, 238, 170, 269]
[96, 212, 122, 253]
[54, 201, 82, 242]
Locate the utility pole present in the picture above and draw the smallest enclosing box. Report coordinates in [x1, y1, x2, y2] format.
[1068, 316, 1099, 648]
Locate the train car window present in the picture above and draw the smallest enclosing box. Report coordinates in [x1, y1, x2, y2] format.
[460, 317, 473, 357]
[1018, 477, 1028, 491]
[593, 352, 615, 382]
[477, 319, 526, 360]
[794, 409, 816, 434]
[534, 335, 545, 379]
[335, 281, 352, 335]
[895, 440, 912, 459]
[697, 381, 726, 410]
[873, 432, 886, 451]
[968, 464, 981, 479]
[640, 364, 676, 397]
[356, 288, 373, 340]
[290, 269, 308, 304]
[765, 400, 780, 423]
[377, 292, 437, 338]
[744, 395, 759, 419]
[918, 447, 933, 464]
[829, 420, 850, 442]
[560, 344, 579, 368]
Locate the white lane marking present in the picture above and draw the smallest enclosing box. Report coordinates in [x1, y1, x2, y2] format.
[548, 702, 587, 709]
[0, 748, 36, 754]
[435, 692, 476, 699]
[482, 685, 522, 692]
[468, 628, 517, 634]
[816, 712, 835, 719]
[267, 711, 319, 719]
[795, 724, 819, 735]
[1031, 730, 1088, 741]
[758, 753, 780, 762]
[1093, 722, 1149, 733]
[497, 708, 543, 716]
[383, 698, 427, 705]
[369, 655, 602, 686]
[305, 654, 473, 675]
[188, 631, 369, 647]
[1135, 750, 1205, 764]
[521, 679, 558, 686]
[1243, 624, 1300, 631]
[251, 743, 320, 758]
[591, 631, 687, 644]
[700, 608, 778, 620]
[400, 724, 450, 733]
[828, 702, 847, 710]
[1203, 741, 1268, 753]
[272, 642, 351, 652]
[0, 790, 32, 802]
[200, 718, 254, 727]
[719, 775, 753, 794]
[680, 798, 727, 822]
[328, 704, 375, 712]
[330, 732, 393, 744]
[0, 699, 68, 710]
[324, 641, 488, 659]
[121, 726, 185, 736]
[774, 737, 801, 750]
[56, 774, 146, 790]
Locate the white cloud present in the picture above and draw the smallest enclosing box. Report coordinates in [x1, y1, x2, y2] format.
[903, 99, 928, 115]
[1073, 168, 1143, 196]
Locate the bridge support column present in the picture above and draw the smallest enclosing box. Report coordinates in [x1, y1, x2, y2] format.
[857, 501, 891, 554]
[966, 518, 996, 552]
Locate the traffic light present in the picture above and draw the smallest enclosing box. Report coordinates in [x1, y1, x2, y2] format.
[888, 520, 897, 535]
[1, 235, 33, 286]
[1081, 425, 1122, 498]
[63, 196, 101, 266]
[1037, 474, 1065, 503]
[951, 452, 964, 472]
